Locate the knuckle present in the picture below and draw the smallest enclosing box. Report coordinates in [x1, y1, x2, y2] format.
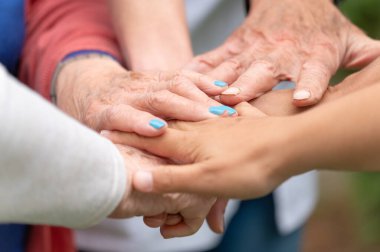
[146, 93, 164, 108]
[302, 61, 329, 76]
[251, 60, 275, 72]
[146, 92, 168, 110]
[273, 31, 299, 45]
[194, 55, 217, 68]
[188, 223, 201, 235]
[169, 76, 190, 91]
[248, 60, 276, 79]
[224, 58, 244, 73]
[224, 39, 244, 55]
[104, 106, 121, 123]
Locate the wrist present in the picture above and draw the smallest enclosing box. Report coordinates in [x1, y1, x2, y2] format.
[272, 116, 315, 178]
[55, 57, 125, 116]
[246, 117, 308, 185]
[54, 50, 117, 100]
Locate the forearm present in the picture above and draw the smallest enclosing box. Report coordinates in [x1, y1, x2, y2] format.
[108, 0, 193, 70]
[284, 83, 380, 175]
[0, 66, 127, 228]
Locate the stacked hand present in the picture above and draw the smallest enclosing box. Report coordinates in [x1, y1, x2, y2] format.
[100, 54, 380, 202]
[56, 57, 234, 137]
[187, 0, 380, 107]
[100, 104, 287, 200]
[56, 57, 232, 237]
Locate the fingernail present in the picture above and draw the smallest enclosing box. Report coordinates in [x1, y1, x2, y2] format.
[149, 119, 166, 129]
[100, 130, 111, 137]
[134, 171, 153, 192]
[220, 106, 237, 116]
[222, 87, 240, 95]
[209, 106, 237, 116]
[214, 80, 228, 87]
[293, 89, 311, 100]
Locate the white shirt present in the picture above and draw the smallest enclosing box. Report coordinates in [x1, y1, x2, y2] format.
[0, 64, 127, 228]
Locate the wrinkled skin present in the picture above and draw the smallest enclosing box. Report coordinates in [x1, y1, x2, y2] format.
[187, 0, 380, 107]
[56, 58, 227, 137]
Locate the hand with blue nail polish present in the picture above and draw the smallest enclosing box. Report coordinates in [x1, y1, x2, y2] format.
[209, 105, 237, 116]
[187, 0, 380, 107]
[56, 58, 229, 138]
[149, 119, 166, 130]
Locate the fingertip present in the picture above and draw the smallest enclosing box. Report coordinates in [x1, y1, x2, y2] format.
[133, 170, 154, 192]
[165, 214, 183, 226]
[234, 102, 266, 117]
[219, 94, 244, 106]
[100, 130, 111, 138]
[149, 118, 167, 130]
[209, 105, 237, 116]
[219, 85, 245, 105]
[293, 89, 311, 100]
[213, 80, 228, 88]
[292, 99, 317, 107]
[292, 89, 320, 107]
[160, 226, 175, 239]
[144, 213, 167, 228]
[134, 118, 167, 137]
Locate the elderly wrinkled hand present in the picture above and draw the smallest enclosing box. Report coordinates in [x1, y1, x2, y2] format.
[108, 145, 221, 238]
[56, 57, 235, 137]
[187, 0, 380, 107]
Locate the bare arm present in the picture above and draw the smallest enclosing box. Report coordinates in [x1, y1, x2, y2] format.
[108, 0, 192, 70]
[101, 67, 380, 198]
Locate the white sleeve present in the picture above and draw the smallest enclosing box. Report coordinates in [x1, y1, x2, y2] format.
[0, 65, 128, 228]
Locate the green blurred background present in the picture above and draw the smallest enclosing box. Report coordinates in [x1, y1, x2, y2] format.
[303, 1, 380, 251]
[340, 0, 380, 244]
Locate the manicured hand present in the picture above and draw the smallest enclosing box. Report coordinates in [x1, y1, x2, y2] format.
[187, 0, 380, 107]
[56, 57, 235, 137]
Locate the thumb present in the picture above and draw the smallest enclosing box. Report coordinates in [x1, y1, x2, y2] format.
[133, 162, 216, 195]
[344, 35, 380, 69]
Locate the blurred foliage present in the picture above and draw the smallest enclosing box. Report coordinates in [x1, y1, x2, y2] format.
[340, 0, 380, 38]
[339, 0, 380, 244]
[352, 173, 380, 243]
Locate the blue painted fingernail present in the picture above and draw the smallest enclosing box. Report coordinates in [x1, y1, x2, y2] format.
[220, 106, 237, 116]
[209, 106, 237, 116]
[214, 80, 228, 87]
[149, 119, 166, 129]
[209, 106, 225, 115]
